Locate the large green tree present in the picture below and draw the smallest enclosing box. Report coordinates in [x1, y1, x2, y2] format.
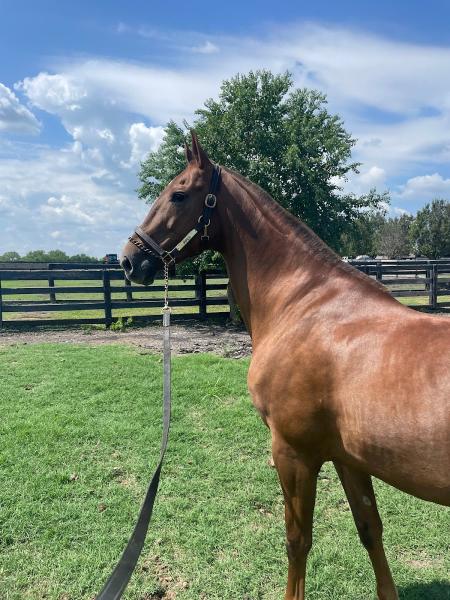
[410, 199, 450, 258]
[138, 70, 385, 251]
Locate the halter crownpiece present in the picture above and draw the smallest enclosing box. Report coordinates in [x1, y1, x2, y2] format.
[129, 164, 221, 265]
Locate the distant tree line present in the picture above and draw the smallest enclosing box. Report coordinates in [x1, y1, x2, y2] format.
[340, 199, 450, 259]
[1, 200, 448, 274]
[0, 249, 99, 263]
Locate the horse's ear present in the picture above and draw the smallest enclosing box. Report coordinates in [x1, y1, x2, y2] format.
[190, 130, 209, 168]
[184, 141, 193, 163]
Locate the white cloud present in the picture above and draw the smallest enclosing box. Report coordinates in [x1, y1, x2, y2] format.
[352, 113, 450, 174]
[0, 83, 40, 134]
[16, 72, 86, 111]
[3, 22, 450, 254]
[359, 166, 386, 188]
[97, 128, 115, 143]
[41, 194, 96, 225]
[338, 165, 387, 197]
[125, 122, 164, 167]
[397, 173, 450, 198]
[67, 59, 219, 125]
[278, 24, 450, 114]
[17, 23, 449, 179]
[392, 206, 411, 216]
[0, 141, 148, 256]
[191, 41, 219, 54]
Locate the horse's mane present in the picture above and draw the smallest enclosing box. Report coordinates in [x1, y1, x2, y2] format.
[225, 168, 389, 295]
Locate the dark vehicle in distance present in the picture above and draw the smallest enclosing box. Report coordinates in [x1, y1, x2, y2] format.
[102, 253, 119, 264]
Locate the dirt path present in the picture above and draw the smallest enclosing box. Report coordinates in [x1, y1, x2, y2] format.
[0, 321, 252, 358]
[1, 310, 447, 358]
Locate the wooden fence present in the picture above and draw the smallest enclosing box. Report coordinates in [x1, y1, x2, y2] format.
[353, 261, 450, 309]
[0, 261, 449, 328]
[0, 269, 229, 328]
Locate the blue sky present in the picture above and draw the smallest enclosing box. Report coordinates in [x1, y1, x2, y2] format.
[1, 1, 450, 256]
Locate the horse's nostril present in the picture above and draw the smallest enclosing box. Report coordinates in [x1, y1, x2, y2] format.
[121, 255, 133, 274]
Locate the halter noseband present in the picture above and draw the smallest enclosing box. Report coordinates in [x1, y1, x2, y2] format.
[129, 164, 221, 265]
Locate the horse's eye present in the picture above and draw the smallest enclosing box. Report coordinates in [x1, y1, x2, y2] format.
[171, 191, 186, 203]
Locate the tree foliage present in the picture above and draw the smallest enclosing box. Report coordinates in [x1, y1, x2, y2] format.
[138, 70, 386, 251]
[0, 250, 99, 263]
[0, 251, 21, 262]
[375, 214, 415, 258]
[410, 199, 450, 258]
[138, 120, 187, 202]
[338, 208, 387, 257]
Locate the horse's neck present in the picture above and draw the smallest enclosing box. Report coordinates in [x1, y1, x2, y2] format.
[216, 169, 343, 338]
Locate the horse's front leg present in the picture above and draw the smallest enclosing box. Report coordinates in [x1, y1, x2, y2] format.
[272, 436, 320, 600]
[334, 462, 399, 600]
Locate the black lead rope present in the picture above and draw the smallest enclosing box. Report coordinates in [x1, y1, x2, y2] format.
[96, 310, 171, 600]
[96, 166, 221, 599]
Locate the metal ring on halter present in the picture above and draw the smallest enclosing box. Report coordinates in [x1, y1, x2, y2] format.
[198, 216, 211, 227]
[205, 194, 217, 208]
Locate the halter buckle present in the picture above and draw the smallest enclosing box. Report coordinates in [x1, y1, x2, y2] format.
[205, 194, 217, 208]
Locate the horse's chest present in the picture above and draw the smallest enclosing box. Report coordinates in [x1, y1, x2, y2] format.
[247, 350, 327, 439]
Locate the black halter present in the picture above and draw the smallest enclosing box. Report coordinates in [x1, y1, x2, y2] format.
[129, 164, 221, 265]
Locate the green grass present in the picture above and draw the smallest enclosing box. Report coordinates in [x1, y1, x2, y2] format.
[0, 344, 449, 599]
[385, 277, 450, 306]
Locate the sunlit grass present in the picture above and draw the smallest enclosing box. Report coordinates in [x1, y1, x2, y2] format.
[0, 344, 448, 599]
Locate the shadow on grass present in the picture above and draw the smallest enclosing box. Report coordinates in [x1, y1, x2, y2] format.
[399, 581, 450, 599]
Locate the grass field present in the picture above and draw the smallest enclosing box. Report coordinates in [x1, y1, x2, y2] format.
[0, 344, 448, 599]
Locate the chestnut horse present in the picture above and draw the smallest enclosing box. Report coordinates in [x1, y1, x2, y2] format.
[121, 132, 450, 600]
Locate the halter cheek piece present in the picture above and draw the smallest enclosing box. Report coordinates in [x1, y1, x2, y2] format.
[129, 164, 221, 265]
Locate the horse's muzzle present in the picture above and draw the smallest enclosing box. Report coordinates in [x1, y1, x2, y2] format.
[120, 246, 160, 285]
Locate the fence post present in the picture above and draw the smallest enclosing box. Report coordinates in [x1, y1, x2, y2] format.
[376, 262, 382, 281]
[103, 270, 113, 327]
[48, 276, 56, 303]
[430, 264, 438, 310]
[124, 276, 133, 301]
[195, 272, 207, 319]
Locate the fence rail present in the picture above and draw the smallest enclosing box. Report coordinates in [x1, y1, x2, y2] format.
[0, 261, 449, 328]
[0, 268, 229, 328]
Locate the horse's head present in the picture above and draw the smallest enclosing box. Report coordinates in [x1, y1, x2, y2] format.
[121, 131, 221, 285]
